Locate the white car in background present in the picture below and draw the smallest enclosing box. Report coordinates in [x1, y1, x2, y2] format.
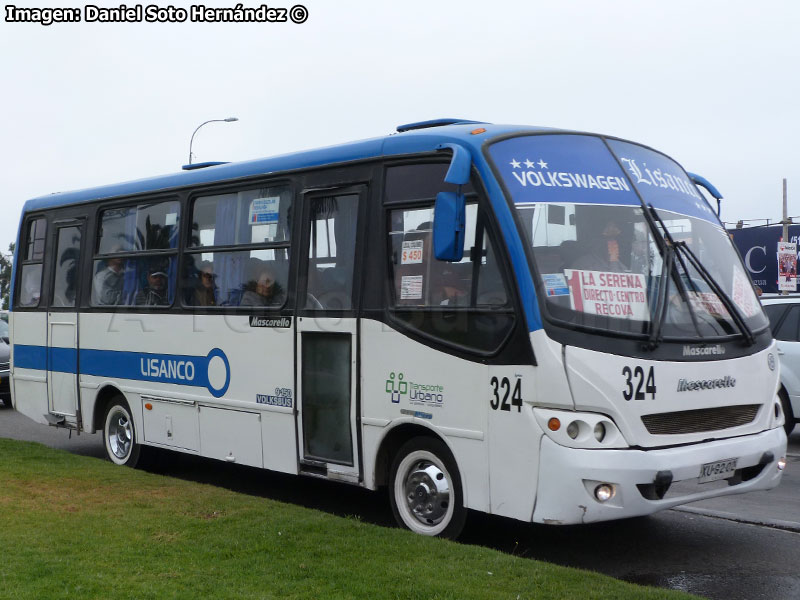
[761, 296, 800, 435]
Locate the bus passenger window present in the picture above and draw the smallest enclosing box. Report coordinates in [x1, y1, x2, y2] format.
[16, 217, 47, 308]
[92, 201, 180, 307]
[184, 184, 292, 309]
[97, 202, 179, 253]
[18, 264, 43, 308]
[184, 252, 289, 308]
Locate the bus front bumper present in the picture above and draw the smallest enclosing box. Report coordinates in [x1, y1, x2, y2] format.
[532, 427, 787, 525]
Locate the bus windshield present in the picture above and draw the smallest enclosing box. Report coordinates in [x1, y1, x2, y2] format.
[489, 134, 768, 340]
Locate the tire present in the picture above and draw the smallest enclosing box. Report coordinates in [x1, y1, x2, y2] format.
[779, 388, 795, 436]
[389, 437, 467, 539]
[103, 397, 144, 467]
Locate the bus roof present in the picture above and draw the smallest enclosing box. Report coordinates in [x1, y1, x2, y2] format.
[21, 122, 557, 213]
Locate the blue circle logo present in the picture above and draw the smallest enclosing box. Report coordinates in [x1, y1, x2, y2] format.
[206, 348, 230, 398]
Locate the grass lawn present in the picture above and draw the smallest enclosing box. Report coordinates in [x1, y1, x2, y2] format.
[0, 438, 699, 600]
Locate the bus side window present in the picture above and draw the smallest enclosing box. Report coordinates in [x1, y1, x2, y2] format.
[91, 201, 180, 307]
[184, 184, 292, 309]
[389, 204, 507, 309]
[386, 199, 514, 353]
[16, 217, 47, 308]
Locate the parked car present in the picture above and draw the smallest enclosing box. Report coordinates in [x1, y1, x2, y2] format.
[761, 296, 800, 435]
[0, 319, 9, 407]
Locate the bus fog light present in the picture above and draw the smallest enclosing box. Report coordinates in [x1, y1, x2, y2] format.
[566, 421, 579, 439]
[593, 422, 606, 442]
[594, 484, 615, 502]
[777, 457, 786, 471]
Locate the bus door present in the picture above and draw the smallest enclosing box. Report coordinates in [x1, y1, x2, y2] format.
[296, 186, 366, 482]
[47, 220, 84, 424]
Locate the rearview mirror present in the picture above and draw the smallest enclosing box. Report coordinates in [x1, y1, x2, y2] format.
[434, 191, 466, 261]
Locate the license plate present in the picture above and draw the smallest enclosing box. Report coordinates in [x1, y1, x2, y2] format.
[698, 458, 738, 483]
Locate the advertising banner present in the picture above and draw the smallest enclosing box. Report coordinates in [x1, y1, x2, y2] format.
[729, 225, 800, 294]
[778, 241, 797, 292]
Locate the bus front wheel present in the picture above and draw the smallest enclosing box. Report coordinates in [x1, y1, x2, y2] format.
[389, 437, 466, 539]
[103, 397, 144, 467]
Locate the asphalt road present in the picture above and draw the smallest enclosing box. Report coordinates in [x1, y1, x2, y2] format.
[2, 403, 799, 600]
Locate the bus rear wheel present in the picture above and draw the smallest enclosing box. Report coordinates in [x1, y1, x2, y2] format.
[103, 397, 143, 467]
[389, 437, 466, 539]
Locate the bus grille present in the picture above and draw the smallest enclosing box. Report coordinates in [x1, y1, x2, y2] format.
[0, 362, 8, 371]
[641, 404, 760, 435]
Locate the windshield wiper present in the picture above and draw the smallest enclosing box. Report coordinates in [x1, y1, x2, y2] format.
[640, 204, 693, 349]
[645, 204, 755, 346]
[672, 239, 755, 346]
[645, 236, 674, 350]
[644, 204, 744, 348]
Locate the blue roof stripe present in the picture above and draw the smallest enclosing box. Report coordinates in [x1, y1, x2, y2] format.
[21, 124, 551, 212]
[19, 122, 559, 331]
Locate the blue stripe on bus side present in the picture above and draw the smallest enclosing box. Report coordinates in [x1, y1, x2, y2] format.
[11, 345, 231, 399]
[80, 348, 208, 389]
[15, 345, 78, 374]
[49, 347, 78, 374]
[13, 344, 49, 371]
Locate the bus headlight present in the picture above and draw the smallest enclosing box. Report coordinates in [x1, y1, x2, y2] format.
[534, 408, 628, 449]
[594, 422, 606, 442]
[566, 421, 580, 439]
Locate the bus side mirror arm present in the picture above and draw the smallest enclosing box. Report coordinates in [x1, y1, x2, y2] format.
[437, 143, 471, 185]
[688, 172, 723, 217]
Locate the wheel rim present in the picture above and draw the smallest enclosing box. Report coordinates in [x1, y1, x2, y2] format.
[107, 407, 133, 461]
[394, 450, 455, 535]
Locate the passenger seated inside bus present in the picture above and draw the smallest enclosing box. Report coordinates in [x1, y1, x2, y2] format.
[241, 260, 285, 307]
[135, 261, 170, 306]
[192, 261, 218, 307]
[91, 248, 125, 306]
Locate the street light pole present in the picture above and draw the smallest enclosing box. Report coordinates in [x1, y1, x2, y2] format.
[782, 178, 790, 295]
[188, 117, 238, 165]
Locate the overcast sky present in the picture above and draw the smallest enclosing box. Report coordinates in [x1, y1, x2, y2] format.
[1, 0, 798, 254]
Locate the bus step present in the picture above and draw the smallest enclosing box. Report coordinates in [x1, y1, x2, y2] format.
[43, 413, 79, 432]
[44, 413, 66, 426]
[299, 461, 327, 477]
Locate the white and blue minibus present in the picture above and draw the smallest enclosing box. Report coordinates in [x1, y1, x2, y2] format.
[9, 119, 787, 537]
